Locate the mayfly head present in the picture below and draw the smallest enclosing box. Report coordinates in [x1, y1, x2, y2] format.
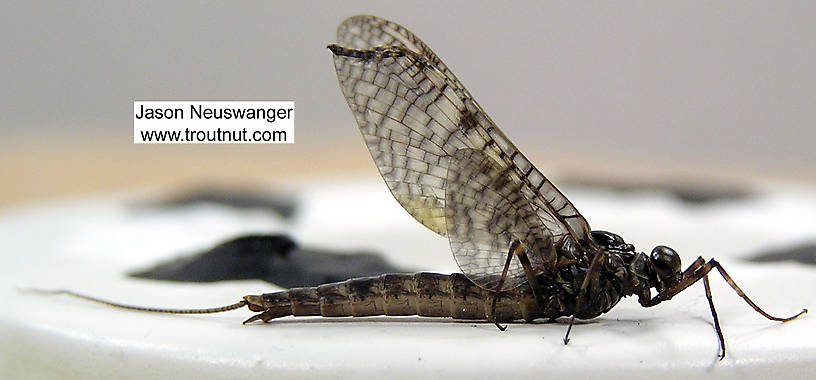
[650, 245, 683, 292]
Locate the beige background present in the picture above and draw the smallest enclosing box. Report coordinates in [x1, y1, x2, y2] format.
[2, 1, 814, 208]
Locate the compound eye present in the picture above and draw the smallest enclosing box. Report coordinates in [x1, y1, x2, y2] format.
[651, 245, 681, 274]
[591, 231, 625, 247]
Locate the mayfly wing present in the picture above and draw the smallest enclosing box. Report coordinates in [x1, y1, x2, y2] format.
[330, 15, 594, 289]
[334, 15, 592, 242]
[329, 45, 457, 236]
[446, 148, 556, 290]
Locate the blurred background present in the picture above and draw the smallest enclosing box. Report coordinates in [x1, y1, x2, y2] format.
[2, 1, 814, 209]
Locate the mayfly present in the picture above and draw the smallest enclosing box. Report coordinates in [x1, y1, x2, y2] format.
[35, 15, 805, 359]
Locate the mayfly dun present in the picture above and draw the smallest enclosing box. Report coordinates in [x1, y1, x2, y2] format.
[34, 15, 806, 360]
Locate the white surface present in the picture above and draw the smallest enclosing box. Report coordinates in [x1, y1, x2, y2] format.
[1, 180, 815, 379]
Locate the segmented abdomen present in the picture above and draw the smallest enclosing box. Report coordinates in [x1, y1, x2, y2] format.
[244, 272, 561, 323]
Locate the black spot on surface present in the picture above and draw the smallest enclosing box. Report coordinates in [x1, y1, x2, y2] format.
[560, 177, 752, 205]
[748, 242, 816, 265]
[130, 235, 409, 288]
[133, 184, 297, 219]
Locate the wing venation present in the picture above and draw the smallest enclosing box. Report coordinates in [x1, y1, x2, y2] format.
[329, 15, 593, 289]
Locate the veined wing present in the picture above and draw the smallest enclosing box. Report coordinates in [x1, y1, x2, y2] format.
[445, 148, 557, 290]
[329, 15, 593, 287]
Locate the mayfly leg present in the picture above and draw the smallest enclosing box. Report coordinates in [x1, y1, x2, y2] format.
[681, 257, 706, 277]
[488, 240, 549, 332]
[644, 258, 808, 359]
[702, 274, 724, 359]
[564, 248, 606, 345]
[515, 247, 546, 313]
[488, 241, 517, 331]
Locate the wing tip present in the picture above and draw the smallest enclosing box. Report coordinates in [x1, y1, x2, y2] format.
[338, 14, 382, 28]
[337, 14, 384, 42]
[327, 44, 344, 55]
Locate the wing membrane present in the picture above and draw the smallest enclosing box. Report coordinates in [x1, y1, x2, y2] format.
[330, 15, 592, 288]
[446, 148, 555, 290]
